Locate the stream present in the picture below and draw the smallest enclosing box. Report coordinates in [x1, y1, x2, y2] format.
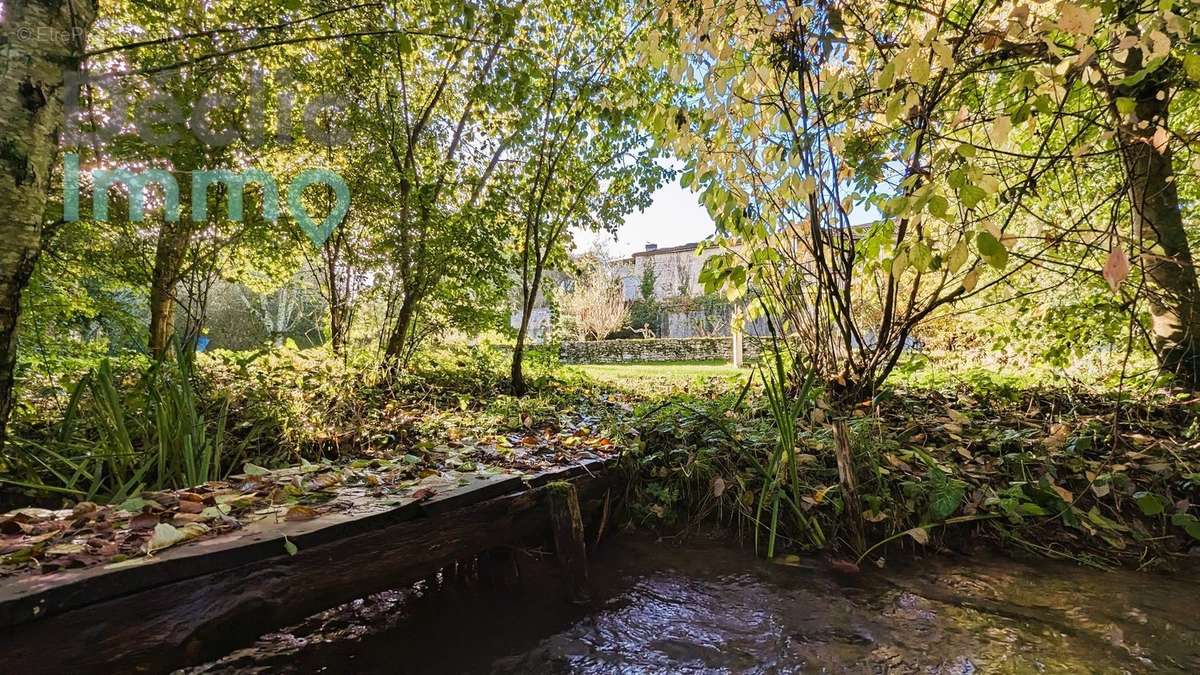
[192, 533, 1200, 674]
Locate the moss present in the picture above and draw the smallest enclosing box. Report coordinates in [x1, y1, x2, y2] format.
[545, 480, 573, 495]
[0, 139, 28, 185]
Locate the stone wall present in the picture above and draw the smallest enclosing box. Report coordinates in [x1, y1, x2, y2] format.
[559, 336, 765, 363]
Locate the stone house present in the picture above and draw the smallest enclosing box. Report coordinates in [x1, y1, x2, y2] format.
[615, 242, 715, 301]
[614, 242, 769, 338]
[510, 241, 769, 342]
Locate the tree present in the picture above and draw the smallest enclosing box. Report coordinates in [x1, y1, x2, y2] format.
[1108, 0, 1200, 384]
[0, 0, 98, 451]
[306, 214, 365, 356]
[658, 0, 986, 399]
[68, 0, 322, 358]
[239, 273, 322, 347]
[628, 265, 661, 334]
[656, 0, 1200, 397]
[507, 0, 669, 393]
[558, 259, 628, 340]
[362, 3, 519, 364]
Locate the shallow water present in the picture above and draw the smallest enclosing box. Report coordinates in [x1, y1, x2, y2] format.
[194, 534, 1200, 674]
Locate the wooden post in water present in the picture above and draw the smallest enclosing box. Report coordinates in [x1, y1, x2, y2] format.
[832, 420, 866, 555]
[546, 481, 590, 604]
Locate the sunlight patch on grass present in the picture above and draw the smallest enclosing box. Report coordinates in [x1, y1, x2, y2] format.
[570, 360, 746, 386]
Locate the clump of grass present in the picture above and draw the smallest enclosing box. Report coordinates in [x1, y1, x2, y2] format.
[3, 343, 260, 503]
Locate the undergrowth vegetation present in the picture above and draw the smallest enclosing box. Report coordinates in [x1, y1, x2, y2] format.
[2, 343, 610, 505]
[624, 357, 1200, 571]
[4, 340, 1198, 571]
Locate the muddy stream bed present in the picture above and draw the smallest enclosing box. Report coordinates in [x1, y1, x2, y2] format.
[189, 534, 1200, 674]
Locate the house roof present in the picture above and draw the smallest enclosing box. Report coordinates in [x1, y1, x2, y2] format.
[630, 242, 701, 259]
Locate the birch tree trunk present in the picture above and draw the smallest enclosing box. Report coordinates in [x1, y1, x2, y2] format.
[0, 0, 97, 450]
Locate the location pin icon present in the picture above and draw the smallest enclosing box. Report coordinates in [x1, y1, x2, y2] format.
[288, 169, 349, 246]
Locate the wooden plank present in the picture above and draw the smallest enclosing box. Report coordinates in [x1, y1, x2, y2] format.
[524, 456, 610, 488]
[0, 495, 427, 629]
[0, 462, 606, 628]
[0, 461, 616, 674]
[419, 471, 525, 516]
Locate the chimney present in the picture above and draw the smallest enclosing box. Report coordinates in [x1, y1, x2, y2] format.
[644, 243, 658, 252]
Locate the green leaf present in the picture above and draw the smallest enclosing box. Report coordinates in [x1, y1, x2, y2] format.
[959, 185, 986, 209]
[1186, 54, 1200, 81]
[243, 462, 270, 476]
[975, 231, 1008, 269]
[1115, 97, 1136, 116]
[1086, 506, 1127, 531]
[1133, 491, 1165, 516]
[1171, 514, 1200, 541]
[927, 194, 949, 218]
[283, 536, 298, 556]
[119, 497, 156, 513]
[910, 241, 933, 273]
[1018, 502, 1048, 516]
[928, 481, 964, 521]
[1119, 57, 1166, 87]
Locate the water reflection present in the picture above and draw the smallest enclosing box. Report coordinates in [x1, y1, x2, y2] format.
[190, 534, 1200, 674]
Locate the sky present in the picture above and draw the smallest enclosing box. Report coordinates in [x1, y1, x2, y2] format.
[571, 175, 882, 260]
[572, 178, 715, 258]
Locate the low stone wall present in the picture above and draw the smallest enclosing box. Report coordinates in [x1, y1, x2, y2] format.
[559, 336, 764, 363]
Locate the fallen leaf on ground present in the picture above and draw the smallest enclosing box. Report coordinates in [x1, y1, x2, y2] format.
[285, 506, 319, 521]
[409, 487, 437, 501]
[144, 522, 209, 554]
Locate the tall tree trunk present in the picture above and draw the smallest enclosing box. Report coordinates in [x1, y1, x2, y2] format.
[1118, 67, 1200, 387]
[511, 262, 547, 396]
[511, 302, 533, 396]
[384, 293, 417, 364]
[329, 301, 348, 354]
[325, 254, 350, 356]
[148, 220, 191, 358]
[0, 0, 97, 451]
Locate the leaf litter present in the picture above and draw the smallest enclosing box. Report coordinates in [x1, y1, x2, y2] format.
[0, 410, 621, 578]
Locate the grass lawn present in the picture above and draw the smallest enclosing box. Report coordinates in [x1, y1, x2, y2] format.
[569, 360, 747, 387]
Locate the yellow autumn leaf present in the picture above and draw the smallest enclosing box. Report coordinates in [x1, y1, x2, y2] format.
[891, 250, 910, 279]
[991, 115, 1012, 146]
[932, 40, 954, 68]
[947, 240, 968, 273]
[1057, 2, 1100, 36]
[1145, 30, 1171, 61]
[910, 56, 930, 85]
[961, 268, 980, 292]
[907, 527, 930, 545]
